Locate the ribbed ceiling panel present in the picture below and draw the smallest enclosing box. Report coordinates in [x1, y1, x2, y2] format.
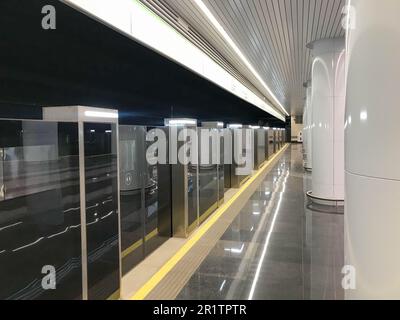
[140, 0, 278, 115]
[154, 0, 345, 116]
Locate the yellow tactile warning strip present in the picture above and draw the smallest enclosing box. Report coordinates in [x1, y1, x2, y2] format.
[131, 144, 289, 300]
[145, 209, 241, 300]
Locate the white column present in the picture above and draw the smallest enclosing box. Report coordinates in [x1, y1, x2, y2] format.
[303, 81, 312, 170]
[303, 93, 308, 162]
[345, 0, 400, 299]
[309, 38, 345, 201]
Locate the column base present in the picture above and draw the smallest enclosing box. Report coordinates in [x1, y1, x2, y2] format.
[306, 191, 344, 207]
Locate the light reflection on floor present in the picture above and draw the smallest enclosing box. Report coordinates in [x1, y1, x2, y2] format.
[177, 144, 344, 300]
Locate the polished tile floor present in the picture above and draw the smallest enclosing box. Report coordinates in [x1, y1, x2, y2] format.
[177, 144, 344, 300]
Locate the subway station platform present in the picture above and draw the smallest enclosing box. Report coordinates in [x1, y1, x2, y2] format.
[125, 144, 344, 300]
[4, 0, 399, 302]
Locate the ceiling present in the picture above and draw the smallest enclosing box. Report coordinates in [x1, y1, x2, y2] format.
[159, 0, 345, 116]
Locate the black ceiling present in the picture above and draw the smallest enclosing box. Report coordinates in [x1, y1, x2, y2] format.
[0, 0, 285, 127]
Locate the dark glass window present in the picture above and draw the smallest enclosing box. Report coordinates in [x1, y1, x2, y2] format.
[0, 120, 82, 300]
[198, 130, 218, 223]
[84, 123, 119, 300]
[119, 126, 171, 275]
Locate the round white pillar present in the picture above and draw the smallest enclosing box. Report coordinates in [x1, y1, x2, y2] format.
[303, 106, 307, 153]
[303, 81, 312, 170]
[345, 0, 400, 299]
[309, 38, 345, 201]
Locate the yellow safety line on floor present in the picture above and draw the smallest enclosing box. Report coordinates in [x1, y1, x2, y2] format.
[131, 144, 289, 300]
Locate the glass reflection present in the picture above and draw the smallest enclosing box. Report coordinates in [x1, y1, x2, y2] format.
[0, 120, 82, 300]
[144, 127, 171, 256]
[119, 126, 172, 274]
[218, 131, 225, 203]
[254, 129, 266, 169]
[198, 129, 218, 224]
[84, 123, 119, 300]
[187, 163, 198, 229]
[268, 130, 275, 157]
[119, 126, 145, 274]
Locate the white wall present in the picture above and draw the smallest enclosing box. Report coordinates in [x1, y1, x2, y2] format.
[290, 117, 303, 142]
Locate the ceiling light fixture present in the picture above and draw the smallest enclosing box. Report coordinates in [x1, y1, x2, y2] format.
[166, 119, 197, 126]
[228, 124, 243, 129]
[84, 110, 118, 119]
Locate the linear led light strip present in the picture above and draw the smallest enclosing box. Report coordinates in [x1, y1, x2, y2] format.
[193, 0, 289, 117]
[84, 111, 118, 119]
[167, 119, 197, 126]
[228, 124, 243, 129]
